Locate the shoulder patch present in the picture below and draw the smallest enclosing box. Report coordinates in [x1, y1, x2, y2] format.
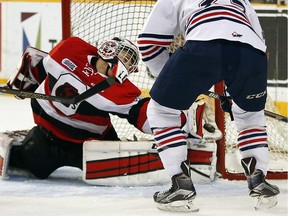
[62, 58, 77, 71]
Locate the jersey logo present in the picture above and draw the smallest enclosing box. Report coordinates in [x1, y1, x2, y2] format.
[232, 31, 243, 38]
[82, 63, 97, 77]
[62, 58, 77, 71]
[246, 90, 266, 99]
[56, 82, 79, 107]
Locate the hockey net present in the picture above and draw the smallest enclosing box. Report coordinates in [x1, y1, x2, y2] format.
[62, 0, 288, 179]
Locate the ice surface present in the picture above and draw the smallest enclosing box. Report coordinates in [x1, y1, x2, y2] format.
[0, 95, 287, 216]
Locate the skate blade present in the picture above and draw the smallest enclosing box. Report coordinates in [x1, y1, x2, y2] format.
[156, 199, 199, 212]
[255, 196, 278, 211]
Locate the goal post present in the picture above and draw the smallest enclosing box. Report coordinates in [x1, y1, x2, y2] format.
[61, 0, 288, 180]
[62, 0, 71, 40]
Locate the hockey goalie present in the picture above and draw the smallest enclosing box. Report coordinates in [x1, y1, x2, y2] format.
[0, 37, 221, 186]
[0, 98, 221, 186]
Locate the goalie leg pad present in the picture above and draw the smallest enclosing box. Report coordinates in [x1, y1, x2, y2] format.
[187, 139, 217, 183]
[0, 133, 14, 179]
[83, 140, 170, 186]
[83, 140, 217, 186]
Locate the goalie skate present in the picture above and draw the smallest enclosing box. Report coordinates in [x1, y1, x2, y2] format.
[153, 161, 199, 212]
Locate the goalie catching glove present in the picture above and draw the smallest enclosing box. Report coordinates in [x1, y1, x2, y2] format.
[7, 52, 37, 92]
[98, 37, 139, 83]
[6, 46, 48, 96]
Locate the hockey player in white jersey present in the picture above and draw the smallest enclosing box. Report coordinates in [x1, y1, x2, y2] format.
[138, 0, 279, 212]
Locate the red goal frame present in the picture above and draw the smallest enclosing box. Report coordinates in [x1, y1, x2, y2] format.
[214, 82, 287, 180]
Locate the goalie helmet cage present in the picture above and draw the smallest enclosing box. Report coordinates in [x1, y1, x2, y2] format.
[61, 0, 288, 180]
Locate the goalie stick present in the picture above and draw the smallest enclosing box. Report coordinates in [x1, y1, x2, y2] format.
[0, 77, 115, 104]
[203, 91, 288, 123]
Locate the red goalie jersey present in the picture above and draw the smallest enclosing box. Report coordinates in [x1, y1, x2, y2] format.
[29, 37, 150, 143]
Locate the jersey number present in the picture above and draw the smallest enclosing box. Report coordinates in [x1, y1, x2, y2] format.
[199, 0, 245, 12]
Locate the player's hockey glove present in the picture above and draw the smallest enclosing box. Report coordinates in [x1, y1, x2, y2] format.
[220, 96, 234, 121]
[7, 52, 38, 95]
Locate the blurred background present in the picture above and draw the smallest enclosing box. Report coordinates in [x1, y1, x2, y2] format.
[0, 0, 287, 116]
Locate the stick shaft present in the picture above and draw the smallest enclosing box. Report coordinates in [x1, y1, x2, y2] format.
[203, 91, 288, 123]
[0, 77, 115, 104]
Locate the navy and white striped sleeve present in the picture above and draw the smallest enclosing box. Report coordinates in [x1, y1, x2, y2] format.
[137, 33, 173, 77]
[137, 0, 180, 77]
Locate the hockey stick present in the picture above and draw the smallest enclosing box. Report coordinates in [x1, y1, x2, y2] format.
[203, 91, 288, 123]
[263, 110, 288, 123]
[0, 77, 116, 104]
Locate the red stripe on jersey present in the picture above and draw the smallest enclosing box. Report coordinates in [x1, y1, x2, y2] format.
[33, 113, 109, 143]
[239, 128, 264, 136]
[71, 113, 111, 126]
[192, 11, 250, 26]
[155, 127, 179, 136]
[237, 138, 267, 147]
[33, 114, 82, 143]
[141, 46, 162, 57]
[157, 135, 187, 147]
[137, 40, 171, 46]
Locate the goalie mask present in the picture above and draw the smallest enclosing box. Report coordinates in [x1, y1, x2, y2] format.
[98, 37, 139, 74]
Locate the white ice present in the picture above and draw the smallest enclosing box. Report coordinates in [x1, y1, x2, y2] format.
[0, 95, 287, 216]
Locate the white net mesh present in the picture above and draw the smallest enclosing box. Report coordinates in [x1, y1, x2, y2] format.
[68, 0, 155, 140]
[224, 95, 288, 173]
